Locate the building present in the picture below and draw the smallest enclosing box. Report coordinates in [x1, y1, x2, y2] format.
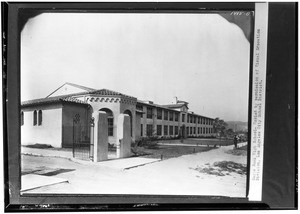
[21, 82, 215, 148]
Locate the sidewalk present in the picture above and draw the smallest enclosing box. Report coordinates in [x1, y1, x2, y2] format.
[21, 146, 160, 170]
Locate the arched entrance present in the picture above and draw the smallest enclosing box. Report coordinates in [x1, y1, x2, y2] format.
[123, 109, 132, 137]
[99, 108, 115, 159]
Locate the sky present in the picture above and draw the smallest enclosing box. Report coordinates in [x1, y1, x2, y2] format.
[21, 13, 251, 122]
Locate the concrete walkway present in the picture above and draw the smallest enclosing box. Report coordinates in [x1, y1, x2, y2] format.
[21, 174, 67, 192]
[22, 144, 247, 197]
[21, 146, 160, 170]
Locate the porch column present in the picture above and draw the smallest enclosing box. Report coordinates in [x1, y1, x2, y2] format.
[116, 114, 131, 158]
[92, 111, 108, 162]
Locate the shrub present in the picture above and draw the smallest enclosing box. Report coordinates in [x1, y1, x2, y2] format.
[108, 143, 116, 151]
[132, 137, 159, 149]
[24, 144, 53, 149]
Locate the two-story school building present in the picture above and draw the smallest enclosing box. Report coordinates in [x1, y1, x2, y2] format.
[21, 83, 216, 148]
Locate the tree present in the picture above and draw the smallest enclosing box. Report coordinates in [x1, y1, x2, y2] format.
[213, 117, 228, 139]
[226, 128, 235, 138]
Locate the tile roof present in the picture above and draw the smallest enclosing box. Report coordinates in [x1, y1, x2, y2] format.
[21, 95, 89, 107]
[91, 89, 135, 99]
[21, 88, 136, 107]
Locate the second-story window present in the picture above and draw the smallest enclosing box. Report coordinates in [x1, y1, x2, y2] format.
[169, 112, 173, 121]
[164, 110, 168, 120]
[157, 108, 162, 120]
[175, 113, 179, 121]
[147, 107, 153, 119]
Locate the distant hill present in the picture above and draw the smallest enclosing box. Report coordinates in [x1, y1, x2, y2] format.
[226, 121, 248, 132]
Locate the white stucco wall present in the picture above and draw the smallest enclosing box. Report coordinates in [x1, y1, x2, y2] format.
[21, 107, 63, 147]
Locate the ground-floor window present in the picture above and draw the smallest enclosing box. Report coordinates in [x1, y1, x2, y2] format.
[38, 110, 43, 126]
[169, 126, 173, 135]
[164, 125, 168, 135]
[99, 108, 114, 136]
[33, 110, 37, 126]
[193, 127, 196, 134]
[108, 117, 114, 136]
[157, 125, 162, 136]
[198, 127, 200, 134]
[146, 124, 153, 136]
[141, 124, 143, 137]
[175, 126, 178, 135]
[21, 111, 24, 126]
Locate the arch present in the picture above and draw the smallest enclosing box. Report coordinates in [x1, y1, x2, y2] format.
[99, 108, 114, 136]
[38, 110, 43, 126]
[33, 110, 37, 126]
[123, 109, 133, 137]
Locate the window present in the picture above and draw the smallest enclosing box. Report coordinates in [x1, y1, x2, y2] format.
[175, 126, 178, 135]
[146, 124, 153, 136]
[200, 127, 202, 134]
[137, 104, 143, 111]
[38, 110, 42, 126]
[21, 111, 24, 126]
[141, 124, 143, 137]
[175, 113, 179, 121]
[198, 117, 200, 124]
[100, 108, 114, 136]
[193, 127, 196, 134]
[164, 125, 168, 135]
[157, 125, 162, 136]
[33, 110, 37, 126]
[147, 107, 153, 119]
[164, 110, 168, 120]
[157, 108, 162, 120]
[182, 114, 185, 122]
[190, 127, 193, 135]
[108, 117, 114, 136]
[198, 127, 200, 134]
[169, 126, 173, 135]
[169, 112, 173, 121]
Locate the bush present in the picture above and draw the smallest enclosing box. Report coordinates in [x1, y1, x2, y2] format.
[132, 137, 159, 149]
[108, 143, 116, 151]
[24, 144, 53, 149]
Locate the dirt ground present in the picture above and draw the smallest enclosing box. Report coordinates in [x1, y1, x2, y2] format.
[21, 144, 247, 197]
